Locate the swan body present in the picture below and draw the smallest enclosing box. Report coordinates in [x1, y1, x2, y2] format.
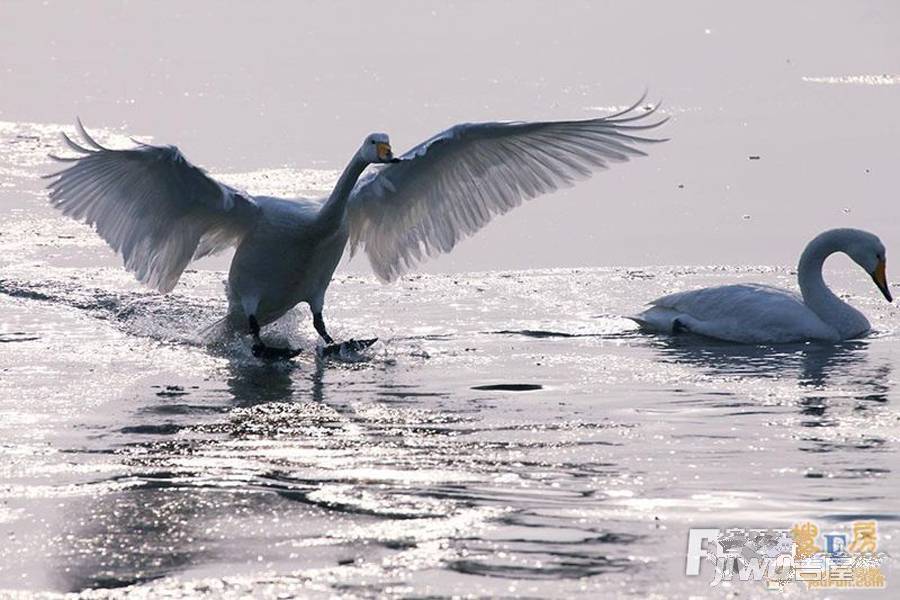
[227, 195, 348, 329]
[634, 229, 892, 344]
[45, 99, 667, 356]
[636, 284, 848, 344]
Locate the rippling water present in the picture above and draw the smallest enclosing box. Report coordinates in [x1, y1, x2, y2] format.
[1, 122, 898, 598]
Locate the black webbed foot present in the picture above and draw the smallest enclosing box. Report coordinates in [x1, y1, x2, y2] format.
[321, 338, 378, 358]
[252, 342, 302, 360]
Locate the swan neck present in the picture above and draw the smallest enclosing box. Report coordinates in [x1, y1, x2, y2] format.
[797, 234, 847, 323]
[319, 151, 368, 229]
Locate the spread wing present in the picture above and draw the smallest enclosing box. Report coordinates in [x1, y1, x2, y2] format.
[44, 121, 260, 293]
[347, 97, 668, 281]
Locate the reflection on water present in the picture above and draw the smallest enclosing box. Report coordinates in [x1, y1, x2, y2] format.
[648, 333, 894, 442]
[43, 338, 650, 594]
[1, 266, 897, 598]
[54, 359, 332, 591]
[648, 335, 874, 382]
[225, 361, 302, 407]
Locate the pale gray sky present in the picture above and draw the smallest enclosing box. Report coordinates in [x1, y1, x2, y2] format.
[2, 0, 898, 273]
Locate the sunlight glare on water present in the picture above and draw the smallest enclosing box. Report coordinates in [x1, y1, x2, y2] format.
[0, 114, 898, 597]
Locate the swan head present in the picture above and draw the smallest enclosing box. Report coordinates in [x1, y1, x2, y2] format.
[360, 133, 398, 164]
[842, 229, 892, 302]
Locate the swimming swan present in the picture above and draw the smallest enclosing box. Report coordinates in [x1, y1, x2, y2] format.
[633, 228, 892, 344]
[46, 99, 666, 358]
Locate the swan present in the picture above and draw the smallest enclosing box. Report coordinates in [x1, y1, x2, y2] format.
[45, 98, 666, 358]
[632, 228, 892, 344]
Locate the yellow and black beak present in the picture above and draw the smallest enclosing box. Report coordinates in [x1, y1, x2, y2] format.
[376, 142, 393, 162]
[871, 259, 892, 302]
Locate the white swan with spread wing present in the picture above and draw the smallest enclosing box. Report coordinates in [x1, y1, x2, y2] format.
[46, 98, 666, 358]
[633, 228, 892, 344]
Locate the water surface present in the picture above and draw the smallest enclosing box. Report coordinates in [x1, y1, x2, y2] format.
[1, 121, 898, 598]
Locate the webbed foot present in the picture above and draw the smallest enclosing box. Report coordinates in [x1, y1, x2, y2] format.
[252, 343, 302, 360]
[321, 338, 378, 358]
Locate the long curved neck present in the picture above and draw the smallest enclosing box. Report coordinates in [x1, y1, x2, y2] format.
[317, 150, 368, 231]
[797, 232, 855, 328]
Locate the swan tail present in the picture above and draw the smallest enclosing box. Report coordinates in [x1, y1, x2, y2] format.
[630, 306, 692, 334]
[626, 315, 652, 330]
[197, 315, 238, 345]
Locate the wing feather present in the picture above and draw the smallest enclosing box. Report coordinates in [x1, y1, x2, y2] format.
[45, 123, 259, 293]
[348, 100, 667, 281]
